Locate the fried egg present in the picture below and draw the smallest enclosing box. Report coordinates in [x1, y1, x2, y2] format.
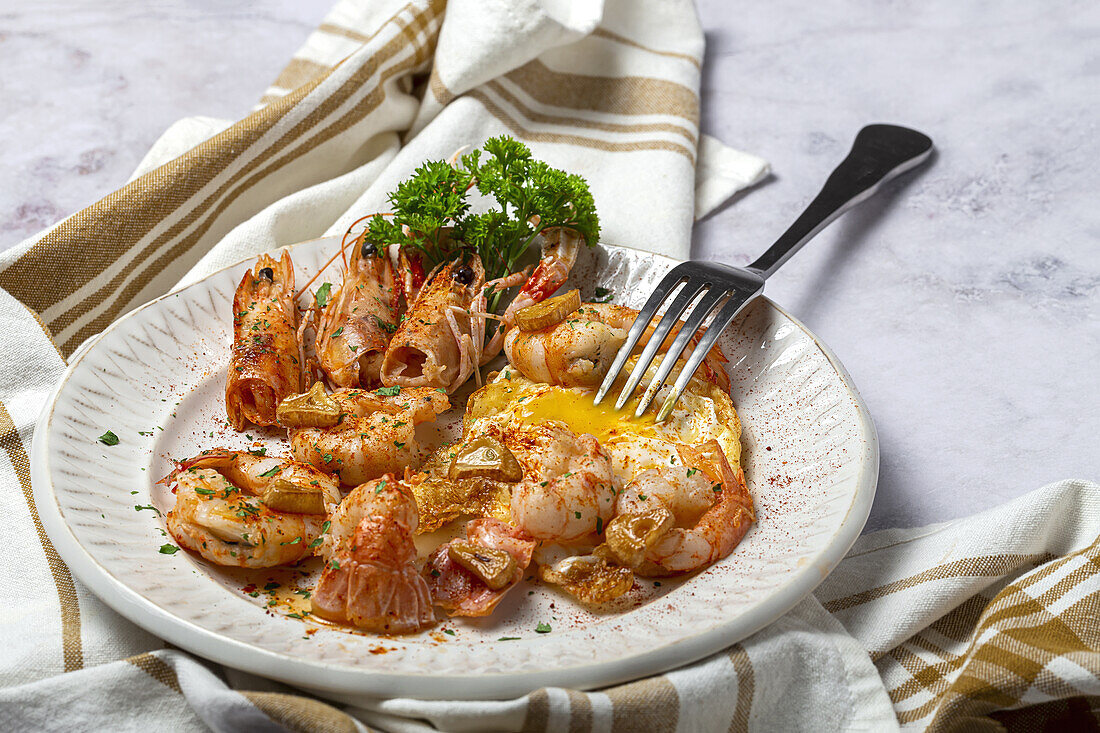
[464, 364, 742, 487]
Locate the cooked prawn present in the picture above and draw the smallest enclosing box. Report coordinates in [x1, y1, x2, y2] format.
[380, 255, 527, 393]
[287, 386, 449, 485]
[504, 302, 730, 392]
[485, 226, 582, 356]
[314, 237, 401, 389]
[607, 440, 754, 576]
[463, 421, 618, 542]
[310, 476, 435, 633]
[164, 450, 341, 568]
[423, 518, 536, 617]
[226, 251, 301, 429]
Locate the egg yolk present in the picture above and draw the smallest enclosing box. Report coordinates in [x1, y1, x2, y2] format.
[511, 388, 657, 445]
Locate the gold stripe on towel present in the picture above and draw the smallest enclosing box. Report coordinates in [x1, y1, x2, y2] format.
[271, 58, 333, 95]
[727, 643, 755, 733]
[317, 22, 372, 44]
[469, 88, 696, 162]
[505, 60, 699, 126]
[242, 692, 360, 733]
[822, 553, 1053, 613]
[606, 675, 679, 732]
[521, 688, 552, 733]
[487, 80, 697, 145]
[566, 689, 594, 733]
[428, 65, 455, 104]
[591, 28, 702, 69]
[126, 652, 182, 693]
[0, 400, 83, 671]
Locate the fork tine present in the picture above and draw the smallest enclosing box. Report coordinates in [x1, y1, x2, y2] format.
[613, 279, 708, 410]
[593, 264, 690, 406]
[654, 293, 753, 422]
[634, 289, 727, 418]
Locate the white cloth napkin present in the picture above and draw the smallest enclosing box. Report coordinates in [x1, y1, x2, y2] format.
[2, 0, 1097, 731]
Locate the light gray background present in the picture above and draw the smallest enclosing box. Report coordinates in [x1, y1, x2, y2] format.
[3, 1, 1097, 531]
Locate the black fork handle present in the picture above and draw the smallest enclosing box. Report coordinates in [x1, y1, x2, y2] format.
[747, 124, 933, 279]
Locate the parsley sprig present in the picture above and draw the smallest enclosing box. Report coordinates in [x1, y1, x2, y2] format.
[362, 136, 599, 296]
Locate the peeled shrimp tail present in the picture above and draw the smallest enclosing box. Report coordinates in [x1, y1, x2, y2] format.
[312, 517, 435, 633]
[310, 477, 436, 633]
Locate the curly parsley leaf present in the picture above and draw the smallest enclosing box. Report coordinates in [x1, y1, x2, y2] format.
[357, 136, 599, 294]
[371, 160, 473, 264]
[460, 137, 599, 281]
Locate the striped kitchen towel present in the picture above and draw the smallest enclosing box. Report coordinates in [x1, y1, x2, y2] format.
[2, 0, 1097, 731]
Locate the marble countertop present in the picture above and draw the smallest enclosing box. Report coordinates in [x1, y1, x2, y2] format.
[3, 1, 1097, 532]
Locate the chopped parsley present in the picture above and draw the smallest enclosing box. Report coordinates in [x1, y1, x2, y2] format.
[158, 544, 179, 554]
[535, 622, 552, 634]
[97, 430, 119, 446]
[315, 282, 332, 308]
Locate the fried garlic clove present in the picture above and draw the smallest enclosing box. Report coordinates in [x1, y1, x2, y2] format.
[277, 382, 342, 428]
[449, 435, 523, 482]
[514, 289, 581, 332]
[538, 554, 634, 604]
[603, 507, 674, 569]
[447, 541, 517, 591]
[262, 478, 327, 514]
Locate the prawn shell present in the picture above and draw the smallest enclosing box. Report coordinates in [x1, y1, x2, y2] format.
[310, 478, 436, 633]
[315, 245, 400, 388]
[380, 257, 485, 393]
[226, 251, 300, 430]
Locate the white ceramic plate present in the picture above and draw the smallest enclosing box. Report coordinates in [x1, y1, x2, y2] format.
[31, 238, 877, 701]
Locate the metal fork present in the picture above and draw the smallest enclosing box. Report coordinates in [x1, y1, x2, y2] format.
[594, 124, 934, 421]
